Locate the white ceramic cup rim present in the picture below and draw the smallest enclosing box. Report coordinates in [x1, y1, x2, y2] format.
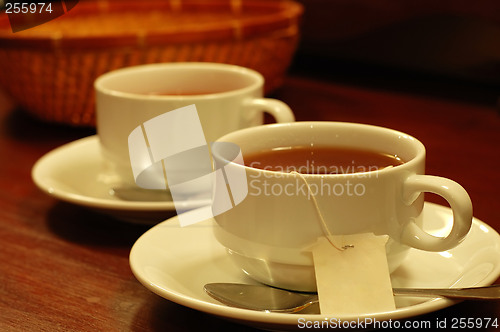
[94, 62, 264, 101]
[212, 121, 426, 178]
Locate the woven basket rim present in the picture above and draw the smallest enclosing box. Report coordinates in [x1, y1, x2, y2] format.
[0, 0, 303, 49]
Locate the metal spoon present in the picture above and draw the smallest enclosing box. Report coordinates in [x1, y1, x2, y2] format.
[204, 283, 500, 313]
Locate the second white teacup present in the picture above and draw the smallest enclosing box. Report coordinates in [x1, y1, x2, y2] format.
[94, 62, 295, 192]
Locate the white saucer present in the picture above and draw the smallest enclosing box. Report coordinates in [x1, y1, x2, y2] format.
[32, 136, 210, 223]
[130, 202, 500, 330]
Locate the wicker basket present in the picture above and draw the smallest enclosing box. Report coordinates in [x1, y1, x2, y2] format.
[0, 0, 302, 127]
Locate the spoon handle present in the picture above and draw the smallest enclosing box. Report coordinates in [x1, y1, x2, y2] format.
[393, 285, 500, 300]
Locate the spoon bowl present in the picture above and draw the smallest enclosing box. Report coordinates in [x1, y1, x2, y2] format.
[205, 283, 318, 313]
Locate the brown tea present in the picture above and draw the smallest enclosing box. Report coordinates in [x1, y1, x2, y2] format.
[243, 146, 404, 174]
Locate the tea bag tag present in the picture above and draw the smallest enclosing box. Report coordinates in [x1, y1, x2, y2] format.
[311, 233, 395, 315]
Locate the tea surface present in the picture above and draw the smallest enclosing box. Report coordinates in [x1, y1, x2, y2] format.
[244, 146, 404, 174]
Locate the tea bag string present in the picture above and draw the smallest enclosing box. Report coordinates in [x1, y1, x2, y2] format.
[289, 171, 353, 251]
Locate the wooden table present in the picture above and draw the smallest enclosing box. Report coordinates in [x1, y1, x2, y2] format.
[1, 59, 499, 331]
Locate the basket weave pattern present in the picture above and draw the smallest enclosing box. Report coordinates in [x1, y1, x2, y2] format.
[0, 1, 302, 127]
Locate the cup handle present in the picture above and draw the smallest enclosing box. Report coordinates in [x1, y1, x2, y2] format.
[243, 98, 295, 123]
[400, 174, 473, 252]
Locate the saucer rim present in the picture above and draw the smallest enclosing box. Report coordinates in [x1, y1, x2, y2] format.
[129, 202, 500, 327]
[31, 135, 209, 212]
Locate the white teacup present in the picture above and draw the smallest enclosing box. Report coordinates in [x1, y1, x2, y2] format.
[94, 62, 295, 191]
[211, 122, 473, 291]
